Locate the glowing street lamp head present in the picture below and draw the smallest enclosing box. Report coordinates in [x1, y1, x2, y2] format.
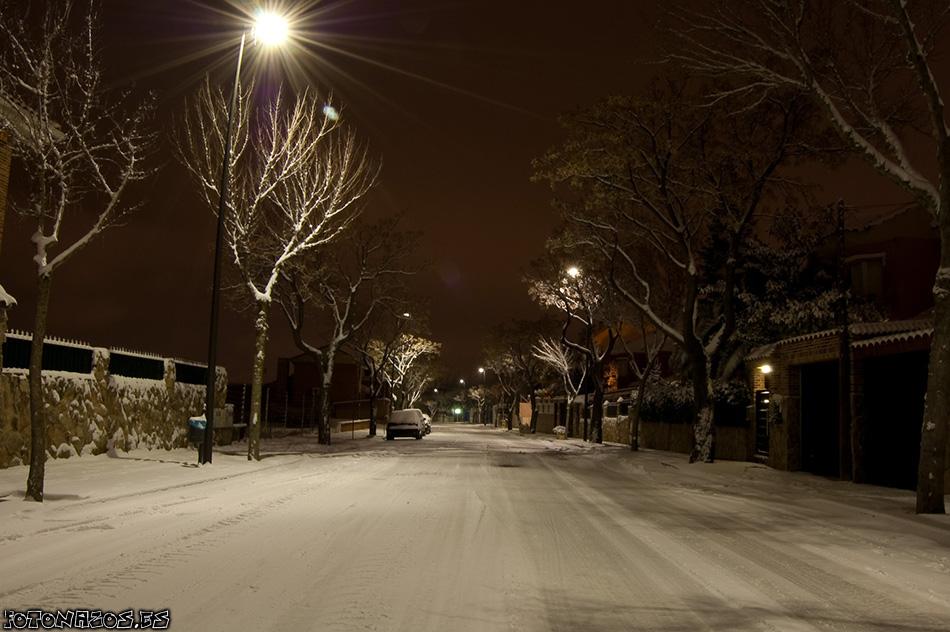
[566, 266, 581, 278]
[253, 11, 290, 47]
[478, 367, 485, 374]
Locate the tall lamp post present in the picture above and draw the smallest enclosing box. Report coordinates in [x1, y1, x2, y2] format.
[477, 367, 485, 425]
[201, 10, 291, 464]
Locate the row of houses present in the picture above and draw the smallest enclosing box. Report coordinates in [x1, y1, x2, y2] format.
[519, 206, 947, 491]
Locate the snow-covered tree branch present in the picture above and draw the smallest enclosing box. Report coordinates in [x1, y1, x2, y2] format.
[0, 0, 156, 501]
[175, 80, 378, 460]
[670, 0, 950, 511]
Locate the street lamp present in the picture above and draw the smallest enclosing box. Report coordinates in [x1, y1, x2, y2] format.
[567, 266, 580, 278]
[477, 367, 485, 424]
[202, 9, 291, 465]
[459, 378, 465, 385]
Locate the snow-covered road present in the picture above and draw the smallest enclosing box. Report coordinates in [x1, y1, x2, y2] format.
[2, 425, 949, 631]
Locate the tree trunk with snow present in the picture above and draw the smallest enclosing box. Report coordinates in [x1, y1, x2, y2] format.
[247, 301, 269, 462]
[25, 274, 52, 501]
[631, 386, 647, 452]
[528, 390, 539, 434]
[0, 305, 7, 371]
[918, 234, 950, 513]
[317, 356, 335, 445]
[689, 357, 716, 463]
[590, 383, 604, 444]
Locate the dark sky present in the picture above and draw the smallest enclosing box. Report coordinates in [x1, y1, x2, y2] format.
[0, 0, 661, 382]
[1, 1, 933, 384]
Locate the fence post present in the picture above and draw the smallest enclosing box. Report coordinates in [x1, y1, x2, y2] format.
[240, 383, 247, 425]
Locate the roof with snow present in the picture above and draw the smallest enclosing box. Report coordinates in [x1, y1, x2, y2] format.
[747, 318, 934, 361]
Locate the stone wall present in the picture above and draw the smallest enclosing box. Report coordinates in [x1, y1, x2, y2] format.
[0, 348, 226, 468]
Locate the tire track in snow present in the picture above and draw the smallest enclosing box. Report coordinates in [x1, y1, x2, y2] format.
[0, 458, 359, 608]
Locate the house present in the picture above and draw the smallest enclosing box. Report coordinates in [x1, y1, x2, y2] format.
[229, 347, 385, 429]
[745, 205, 944, 490]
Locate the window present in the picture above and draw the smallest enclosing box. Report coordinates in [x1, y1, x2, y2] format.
[848, 254, 884, 302]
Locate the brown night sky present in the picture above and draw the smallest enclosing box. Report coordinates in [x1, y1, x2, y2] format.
[0, 0, 927, 383]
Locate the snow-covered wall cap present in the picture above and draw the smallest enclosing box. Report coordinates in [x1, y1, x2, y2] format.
[849, 319, 933, 337]
[851, 328, 934, 350]
[172, 358, 207, 368]
[2, 329, 208, 368]
[111, 346, 163, 360]
[749, 318, 936, 360]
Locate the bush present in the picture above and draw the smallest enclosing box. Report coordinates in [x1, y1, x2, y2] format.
[639, 378, 751, 425]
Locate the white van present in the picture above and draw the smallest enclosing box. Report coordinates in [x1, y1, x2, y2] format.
[386, 408, 426, 440]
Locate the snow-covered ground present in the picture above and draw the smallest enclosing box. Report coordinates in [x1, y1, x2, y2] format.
[1, 425, 949, 631]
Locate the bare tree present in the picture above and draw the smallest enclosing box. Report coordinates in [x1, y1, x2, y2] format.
[484, 350, 520, 431]
[0, 0, 156, 501]
[532, 336, 588, 437]
[403, 355, 438, 409]
[616, 317, 668, 451]
[385, 334, 441, 409]
[175, 80, 377, 460]
[528, 252, 621, 443]
[670, 0, 950, 512]
[485, 319, 552, 434]
[534, 84, 805, 459]
[349, 309, 412, 436]
[278, 215, 416, 444]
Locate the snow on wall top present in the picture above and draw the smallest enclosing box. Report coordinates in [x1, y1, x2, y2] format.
[3, 330, 208, 370]
[746, 319, 935, 362]
[851, 328, 933, 350]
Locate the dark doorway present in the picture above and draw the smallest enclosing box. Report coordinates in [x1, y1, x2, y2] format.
[862, 351, 928, 490]
[754, 390, 770, 456]
[800, 361, 840, 477]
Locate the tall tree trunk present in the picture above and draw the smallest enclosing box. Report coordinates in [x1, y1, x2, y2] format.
[247, 300, 270, 461]
[566, 397, 575, 438]
[317, 357, 334, 445]
[591, 382, 604, 444]
[368, 369, 378, 437]
[690, 358, 716, 463]
[836, 203, 854, 481]
[0, 304, 7, 371]
[25, 273, 52, 501]
[631, 383, 647, 452]
[529, 390, 539, 433]
[582, 389, 589, 441]
[506, 395, 515, 431]
[917, 212, 950, 513]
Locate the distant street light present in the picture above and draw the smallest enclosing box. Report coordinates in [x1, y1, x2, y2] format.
[459, 378, 465, 385]
[567, 266, 581, 278]
[202, 9, 291, 465]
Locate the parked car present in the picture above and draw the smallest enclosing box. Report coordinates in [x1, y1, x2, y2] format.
[421, 413, 431, 435]
[386, 408, 426, 440]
